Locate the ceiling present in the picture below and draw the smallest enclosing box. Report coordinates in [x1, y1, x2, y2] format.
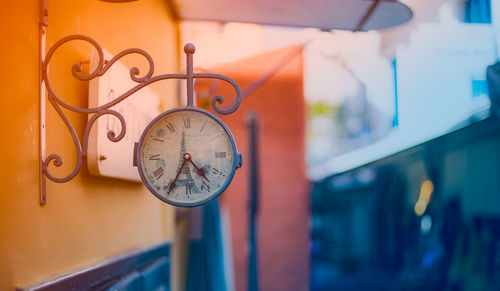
[170, 0, 413, 31]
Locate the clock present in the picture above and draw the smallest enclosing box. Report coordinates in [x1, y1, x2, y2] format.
[136, 107, 242, 207]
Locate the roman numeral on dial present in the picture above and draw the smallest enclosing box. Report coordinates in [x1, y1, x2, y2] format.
[148, 154, 160, 160]
[200, 120, 207, 132]
[153, 167, 164, 180]
[183, 117, 190, 128]
[215, 152, 227, 158]
[212, 168, 224, 176]
[166, 122, 175, 133]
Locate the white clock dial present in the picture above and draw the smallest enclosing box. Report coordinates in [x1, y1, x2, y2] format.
[137, 108, 240, 206]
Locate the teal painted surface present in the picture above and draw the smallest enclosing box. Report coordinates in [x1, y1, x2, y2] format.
[465, 0, 491, 23]
[26, 243, 171, 291]
[106, 257, 170, 291]
[310, 119, 500, 290]
[106, 272, 142, 291]
[392, 58, 399, 127]
[187, 200, 227, 291]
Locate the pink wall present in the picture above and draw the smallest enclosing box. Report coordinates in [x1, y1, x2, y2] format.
[198, 45, 310, 291]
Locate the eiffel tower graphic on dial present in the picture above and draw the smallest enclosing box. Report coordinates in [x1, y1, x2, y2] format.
[176, 131, 200, 194]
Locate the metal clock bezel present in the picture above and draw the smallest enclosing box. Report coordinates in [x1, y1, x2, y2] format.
[136, 106, 241, 207]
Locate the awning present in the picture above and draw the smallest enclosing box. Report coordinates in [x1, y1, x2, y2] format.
[170, 0, 412, 31]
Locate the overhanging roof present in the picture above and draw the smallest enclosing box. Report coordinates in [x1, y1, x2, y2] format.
[170, 0, 412, 31]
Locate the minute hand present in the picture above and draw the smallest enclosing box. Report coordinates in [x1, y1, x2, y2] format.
[168, 159, 186, 194]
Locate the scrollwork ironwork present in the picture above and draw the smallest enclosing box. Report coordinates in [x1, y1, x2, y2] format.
[40, 34, 242, 204]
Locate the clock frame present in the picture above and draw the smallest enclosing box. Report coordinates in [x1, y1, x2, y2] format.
[136, 107, 242, 207]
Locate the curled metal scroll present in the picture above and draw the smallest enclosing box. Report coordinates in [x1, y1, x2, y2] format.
[41, 34, 242, 204]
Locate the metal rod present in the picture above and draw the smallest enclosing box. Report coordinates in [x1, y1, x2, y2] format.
[185, 43, 195, 107]
[355, 0, 379, 32]
[39, 0, 48, 205]
[242, 45, 302, 101]
[247, 111, 259, 291]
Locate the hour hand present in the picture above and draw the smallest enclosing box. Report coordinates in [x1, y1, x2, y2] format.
[195, 166, 209, 182]
[188, 159, 210, 182]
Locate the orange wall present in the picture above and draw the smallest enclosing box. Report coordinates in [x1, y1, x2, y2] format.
[0, 0, 178, 289]
[206, 45, 310, 291]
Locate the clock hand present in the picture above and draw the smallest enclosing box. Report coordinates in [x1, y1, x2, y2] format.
[167, 157, 188, 195]
[187, 158, 210, 182]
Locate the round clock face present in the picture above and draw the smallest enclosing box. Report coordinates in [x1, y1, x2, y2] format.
[137, 107, 240, 207]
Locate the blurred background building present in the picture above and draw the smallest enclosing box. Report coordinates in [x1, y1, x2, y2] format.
[2, 0, 500, 290]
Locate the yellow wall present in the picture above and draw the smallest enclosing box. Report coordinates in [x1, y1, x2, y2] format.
[0, 0, 179, 289]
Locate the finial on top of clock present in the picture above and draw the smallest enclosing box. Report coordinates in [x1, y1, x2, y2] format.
[184, 43, 196, 54]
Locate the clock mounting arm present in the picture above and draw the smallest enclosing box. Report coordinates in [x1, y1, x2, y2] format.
[40, 34, 242, 205]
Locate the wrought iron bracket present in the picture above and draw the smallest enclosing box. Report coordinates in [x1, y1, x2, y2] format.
[40, 35, 242, 205]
